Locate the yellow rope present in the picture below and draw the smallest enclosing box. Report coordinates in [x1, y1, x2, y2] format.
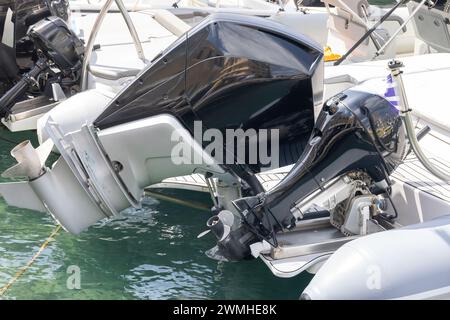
[0, 224, 62, 297]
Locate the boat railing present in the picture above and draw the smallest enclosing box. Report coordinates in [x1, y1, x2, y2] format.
[81, 0, 146, 90]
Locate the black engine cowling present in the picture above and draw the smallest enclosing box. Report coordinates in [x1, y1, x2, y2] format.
[28, 16, 83, 74]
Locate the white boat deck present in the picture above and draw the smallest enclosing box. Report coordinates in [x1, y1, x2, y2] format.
[393, 155, 450, 203]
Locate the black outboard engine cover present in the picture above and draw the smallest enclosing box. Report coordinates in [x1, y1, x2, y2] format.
[94, 13, 324, 172]
[28, 16, 83, 74]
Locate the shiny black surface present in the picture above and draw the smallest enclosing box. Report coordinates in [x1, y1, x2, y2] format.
[94, 14, 323, 153]
[185, 19, 318, 138]
[232, 89, 407, 243]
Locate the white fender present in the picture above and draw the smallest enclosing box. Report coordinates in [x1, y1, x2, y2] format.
[301, 215, 450, 300]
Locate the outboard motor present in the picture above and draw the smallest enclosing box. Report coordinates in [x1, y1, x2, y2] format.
[0, 0, 79, 120]
[214, 88, 408, 260]
[0, 16, 83, 117]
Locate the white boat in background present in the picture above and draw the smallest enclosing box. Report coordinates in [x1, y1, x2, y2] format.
[1, 0, 450, 300]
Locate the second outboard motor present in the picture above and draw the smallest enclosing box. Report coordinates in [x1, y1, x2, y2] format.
[0, 16, 83, 117]
[217, 88, 408, 260]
